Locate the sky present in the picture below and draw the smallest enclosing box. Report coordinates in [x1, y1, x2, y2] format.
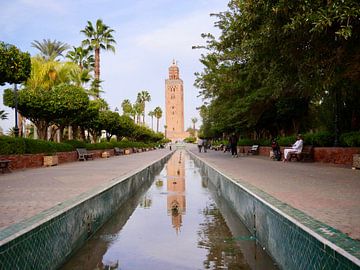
[0, 0, 229, 133]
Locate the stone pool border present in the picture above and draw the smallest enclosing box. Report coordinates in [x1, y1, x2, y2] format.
[188, 150, 360, 269]
[0, 152, 173, 270]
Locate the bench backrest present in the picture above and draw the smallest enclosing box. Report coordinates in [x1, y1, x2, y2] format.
[301, 145, 313, 153]
[76, 148, 87, 155]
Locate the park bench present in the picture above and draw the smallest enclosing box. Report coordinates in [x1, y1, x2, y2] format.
[0, 160, 11, 173]
[247, 145, 259, 155]
[76, 148, 94, 161]
[114, 147, 124, 156]
[289, 145, 314, 162]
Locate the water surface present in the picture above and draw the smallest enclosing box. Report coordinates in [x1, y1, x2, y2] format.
[61, 150, 277, 269]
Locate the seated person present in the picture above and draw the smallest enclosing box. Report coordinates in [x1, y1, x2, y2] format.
[283, 134, 303, 162]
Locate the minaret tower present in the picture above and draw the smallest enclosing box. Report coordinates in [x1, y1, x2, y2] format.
[165, 60, 186, 141]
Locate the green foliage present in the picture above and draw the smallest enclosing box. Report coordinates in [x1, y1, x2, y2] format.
[184, 137, 196, 143]
[340, 132, 360, 147]
[0, 136, 75, 155]
[237, 138, 256, 146]
[0, 41, 31, 85]
[195, 1, 360, 141]
[65, 140, 87, 149]
[303, 132, 334, 147]
[0, 136, 26, 154]
[277, 136, 297, 147]
[85, 142, 113, 150]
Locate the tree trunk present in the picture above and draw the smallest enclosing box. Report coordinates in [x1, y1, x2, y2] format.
[156, 118, 159, 132]
[95, 47, 100, 84]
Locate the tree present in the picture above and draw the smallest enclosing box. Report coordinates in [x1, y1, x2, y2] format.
[191, 117, 198, 130]
[194, 0, 360, 140]
[4, 84, 89, 140]
[81, 19, 116, 97]
[66, 46, 94, 71]
[31, 39, 70, 61]
[121, 99, 133, 118]
[98, 110, 121, 141]
[133, 101, 143, 124]
[154, 106, 162, 132]
[0, 42, 31, 85]
[137, 90, 151, 124]
[148, 110, 155, 130]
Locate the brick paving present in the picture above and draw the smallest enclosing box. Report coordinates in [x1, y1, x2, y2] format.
[187, 145, 360, 242]
[0, 149, 171, 231]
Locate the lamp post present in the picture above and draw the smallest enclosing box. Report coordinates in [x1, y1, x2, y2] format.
[14, 84, 19, 137]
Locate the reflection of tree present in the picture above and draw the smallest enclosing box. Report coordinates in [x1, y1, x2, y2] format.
[197, 202, 250, 269]
[61, 167, 164, 270]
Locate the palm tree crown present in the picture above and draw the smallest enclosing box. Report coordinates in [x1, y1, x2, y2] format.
[31, 39, 70, 61]
[81, 19, 116, 85]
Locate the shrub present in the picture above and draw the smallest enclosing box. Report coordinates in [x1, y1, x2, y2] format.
[237, 138, 255, 146]
[0, 136, 25, 154]
[64, 140, 87, 148]
[85, 142, 113, 150]
[184, 137, 196, 143]
[277, 136, 296, 147]
[304, 131, 334, 146]
[340, 131, 360, 147]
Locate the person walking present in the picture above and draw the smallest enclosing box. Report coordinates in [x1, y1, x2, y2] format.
[197, 137, 203, 153]
[229, 133, 238, 158]
[202, 138, 208, 153]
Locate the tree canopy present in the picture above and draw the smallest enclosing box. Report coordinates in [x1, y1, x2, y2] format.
[0, 42, 31, 85]
[195, 0, 360, 141]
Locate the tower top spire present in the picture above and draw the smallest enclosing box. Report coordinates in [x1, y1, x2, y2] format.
[169, 59, 179, 79]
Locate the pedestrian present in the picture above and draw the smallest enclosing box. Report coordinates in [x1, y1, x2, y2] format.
[203, 138, 207, 153]
[229, 133, 238, 157]
[197, 137, 203, 153]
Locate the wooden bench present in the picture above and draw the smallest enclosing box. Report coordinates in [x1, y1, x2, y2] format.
[114, 147, 124, 156]
[0, 159, 11, 173]
[289, 145, 314, 162]
[247, 145, 259, 155]
[76, 148, 94, 161]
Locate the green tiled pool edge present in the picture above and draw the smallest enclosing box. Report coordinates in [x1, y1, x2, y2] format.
[189, 151, 360, 270]
[0, 152, 172, 270]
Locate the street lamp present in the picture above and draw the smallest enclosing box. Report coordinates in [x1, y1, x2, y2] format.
[14, 84, 19, 137]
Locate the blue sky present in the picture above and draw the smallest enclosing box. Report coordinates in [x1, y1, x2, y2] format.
[0, 0, 229, 133]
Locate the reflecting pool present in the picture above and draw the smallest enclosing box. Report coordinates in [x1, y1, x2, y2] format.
[61, 150, 278, 269]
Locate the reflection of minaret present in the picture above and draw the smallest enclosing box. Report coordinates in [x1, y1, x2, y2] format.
[166, 151, 186, 233]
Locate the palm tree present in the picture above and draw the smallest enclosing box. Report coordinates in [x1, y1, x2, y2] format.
[136, 90, 151, 125]
[31, 39, 70, 61]
[154, 106, 163, 132]
[133, 102, 143, 124]
[121, 99, 133, 117]
[191, 117, 198, 130]
[66, 46, 94, 71]
[148, 110, 154, 130]
[81, 19, 116, 91]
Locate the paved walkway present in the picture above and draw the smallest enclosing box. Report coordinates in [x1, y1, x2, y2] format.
[0, 149, 171, 231]
[187, 145, 360, 241]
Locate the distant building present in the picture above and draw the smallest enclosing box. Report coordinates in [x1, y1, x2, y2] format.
[165, 60, 189, 142]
